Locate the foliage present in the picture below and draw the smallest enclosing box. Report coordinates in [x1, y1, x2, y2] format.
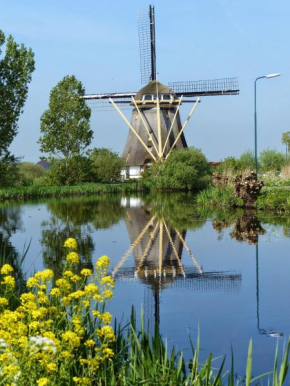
[0, 182, 142, 201]
[196, 186, 244, 208]
[19, 162, 46, 186]
[44, 156, 92, 186]
[0, 30, 35, 155]
[39, 75, 92, 162]
[216, 156, 241, 173]
[239, 150, 255, 170]
[281, 131, 290, 152]
[143, 148, 211, 190]
[90, 148, 125, 183]
[259, 149, 286, 172]
[0, 238, 115, 385]
[0, 153, 20, 187]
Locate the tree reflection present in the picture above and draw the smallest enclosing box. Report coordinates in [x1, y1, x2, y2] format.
[41, 196, 126, 277]
[0, 203, 25, 296]
[208, 208, 266, 245]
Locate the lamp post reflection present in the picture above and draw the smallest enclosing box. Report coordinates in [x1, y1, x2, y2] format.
[255, 240, 283, 337]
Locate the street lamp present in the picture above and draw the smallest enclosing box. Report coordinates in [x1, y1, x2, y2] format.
[254, 73, 281, 175]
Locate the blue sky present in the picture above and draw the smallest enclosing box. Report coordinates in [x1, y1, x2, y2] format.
[1, 0, 289, 162]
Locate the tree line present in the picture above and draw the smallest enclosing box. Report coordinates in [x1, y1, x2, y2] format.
[0, 31, 125, 187]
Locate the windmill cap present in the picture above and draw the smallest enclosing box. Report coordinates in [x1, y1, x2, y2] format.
[134, 80, 176, 101]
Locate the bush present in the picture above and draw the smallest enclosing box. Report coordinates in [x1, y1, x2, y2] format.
[143, 147, 211, 190]
[259, 149, 286, 172]
[44, 156, 92, 186]
[19, 162, 46, 186]
[239, 150, 255, 170]
[90, 148, 125, 183]
[0, 153, 20, 187]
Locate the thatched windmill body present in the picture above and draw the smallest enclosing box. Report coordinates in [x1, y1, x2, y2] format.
[84, 5, 239, 178]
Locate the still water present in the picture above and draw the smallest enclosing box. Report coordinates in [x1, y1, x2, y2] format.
[1, 193, 290, 376]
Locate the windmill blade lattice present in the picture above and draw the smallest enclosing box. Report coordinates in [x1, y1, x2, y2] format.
[169, 77, 239, 97]
[138, 5, 156, 84]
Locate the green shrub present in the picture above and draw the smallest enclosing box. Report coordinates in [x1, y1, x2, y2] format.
[19, 162, 46, 186]
[44, 156, 92, 186]
[239, 150, 255, 170]
[259, 149, 286, 172]
[90, 148, 125, 183]
[143, 147, 211, 190]
[0, 153, 20, 187]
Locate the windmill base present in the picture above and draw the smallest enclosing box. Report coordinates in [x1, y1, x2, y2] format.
[121, 166, 143, 180]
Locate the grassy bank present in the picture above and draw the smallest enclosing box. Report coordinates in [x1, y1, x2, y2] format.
[0, 182, 144, 201]
[195, 185, 290, 213]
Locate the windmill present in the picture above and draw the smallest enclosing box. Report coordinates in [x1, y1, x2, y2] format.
[84, 5, 239, 179]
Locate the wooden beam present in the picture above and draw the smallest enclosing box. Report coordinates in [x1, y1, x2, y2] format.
[156, 91, 163, 159]
[174, 228, 202, 274]
[112, 215, 157, 277]
[165, 97, 200, 160]
[131, 97, 159, 155]
[109, 98, 157, 162]
[162, 96, 183, 155]
[135, 220, 159, 275]
[163, 220, 186, 278]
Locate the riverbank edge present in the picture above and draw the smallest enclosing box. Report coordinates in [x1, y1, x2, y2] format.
[0, 182, 145, 201]
[195, 185, 290, 213]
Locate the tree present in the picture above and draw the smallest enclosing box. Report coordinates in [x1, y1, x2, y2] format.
[259, 148, 286, 172]
[19, 162, 46, 186]
[90, 148, 125, 183]
[143, 147, 211, 190]
[0, 30, 35, 155]
[239, 150, 255, 170]
[39, 75, 92, 160]
[282, 131, 290, 158]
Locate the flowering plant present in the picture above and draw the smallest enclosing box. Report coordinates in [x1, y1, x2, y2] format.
[0, 238, 115, 385]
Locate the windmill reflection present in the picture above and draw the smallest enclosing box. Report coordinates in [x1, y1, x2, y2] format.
[112, 198, 241, 329]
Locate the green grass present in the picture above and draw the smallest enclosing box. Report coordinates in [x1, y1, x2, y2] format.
[195, 186, 244, 209]
[0, 182, 144, 201]
[99, 309, 290, 385]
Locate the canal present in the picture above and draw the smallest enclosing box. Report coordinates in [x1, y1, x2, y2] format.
[1, 193, 290, 377]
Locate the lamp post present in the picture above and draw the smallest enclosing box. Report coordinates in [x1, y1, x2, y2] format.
[254, 73, 281, 176]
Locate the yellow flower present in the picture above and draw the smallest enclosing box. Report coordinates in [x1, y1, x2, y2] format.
[1, 275, 15, 288]
[73, 377, 92, 385]
[34, 269, 54, 282]
[95, 256, 110, 270]
[64, 238, 78, 249]
[102, 289, 113, 300]
[0, 297, 8, 307]
[100, 312, 112, 324]
[55, 278, 71, 292]
[66, 252, 80, 264]
[26, 277, 39, 288]
[46, 362, 57, 372]
[63, 270, 74, 278]
[84, 283, 98, 296]
[0, 264, 13, 275]
[37, 378, 50, 386]
[62, 331, 80, 348]
[80, 268, 92, 277]
[71, 274, 81, 283]
[84, 339, 95, 347]
[100, 275, 114, 286]
[102, 347, 114, 359]
[49, 288, 61, 297]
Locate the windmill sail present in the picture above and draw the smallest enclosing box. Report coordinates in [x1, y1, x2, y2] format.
[138, 5, 156, 84]
[169, 78, 239, 97]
